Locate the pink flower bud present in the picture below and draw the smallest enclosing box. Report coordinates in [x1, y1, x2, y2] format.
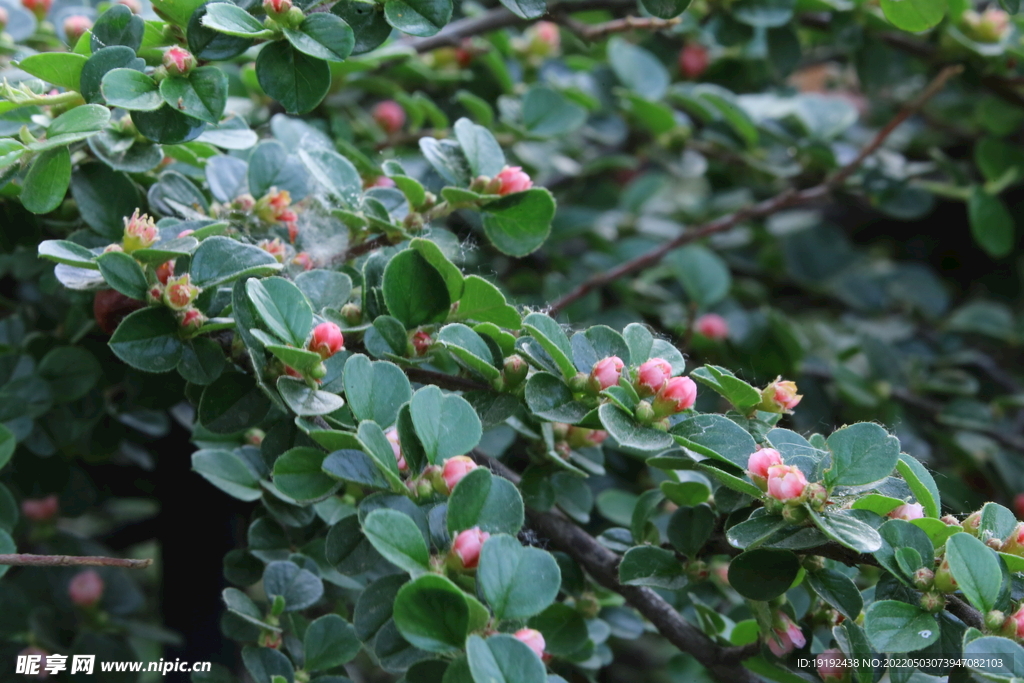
[494, 166, 533, 195]
[163, 274, 200, 311]
[162, 46, 196, 76]
[179, 308, 205, 330]
[233, 194, 255, 211]
[767, 613, 805, 657]
[155, 260, 175, 285]
[263, 0, 291, 14]
[747, 447, 782, 481]
[533, 21, 559, 49]
[815, 648, 848, 683]
[760, 378, 802, 413]
[590, 356, 624, 391]
[412, 330, 432, 356]
[566, 426, 608, 449]
[116, 0, 142, 14]
[1008, 605, 1024, 639]
[372, 100, 406, 134]
[63, 14, 92, 43]
[68, 569, 104, 607]
[766, 464, 808, 502]
[694, 313, 729, 340]
[635, 358, 672, 396]
[366, 175, 396, 189]
[258, 238, 287, 263]
[514, 628, 546, 659]
[308, 322, 344, 359]
[652, 376, 697, 417]
[963, 510, 982, 536]
[888, 503, 925, 521]
[21, 495, 59, 522]
[442, 455, 477, 492]
[22, 0, 51, 17]
[679, 43, 709, 79]
[122, 209, 158, 253]
[385, 427, 407, 471]
[176, 228, 195, 238]
[451, 527, 489, 569]
[0, 6, 10, 29]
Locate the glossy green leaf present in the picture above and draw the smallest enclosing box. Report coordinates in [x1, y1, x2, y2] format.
[256, 42, 330, 115]
[481, 189, 556, 258]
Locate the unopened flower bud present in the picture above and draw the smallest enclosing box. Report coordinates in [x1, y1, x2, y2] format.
[919, 591, 944, 613]
[1005, 605, 1024, 638]
[163, 274, 200, 311]
[0, 5, 8, 29]
[686, 559, 709, 582]
[441, 456, 477, 494]
[244, 428, 265, 446]
[340, 302, 361, 326]
[634, 400, 656, 425]
[963, 510, 982, 536]
[889, 503, 925, 521]
[568, 372, 589, 394]
[63, 14, 92, 44]
[747, 448, 782, 489]
[514, 628, 546, 659]
[412, 330, 432, 356]
[781, 504, 808, 524]
[179, 308, 205, 330]
[913, 567, 934, 590]
[760, 377, 802, 413]
[652, 376, 697, 417]
[372, 100, 405, 134]
[155, 260, 175, 285]
[162, 46, 196, 76]
[933, 558, 958, 593]
[694, 313, 729, 340]
[68, 570, 104, 607]
[450, 527, 489, 570]
[635, 358, 672, 397]
[502, 354, 528, 390]
[566, 426, 608, 449]
[804, 483, 827, 509]
[986, 609, 1007, 632]
[384, 427, 407, 471]
[21, 0, 50, 18]
[589, 356, 624, 392]
[678, 43, 710, 79]
[21, 495, 59, 522]
[1003, 523, 1024, 557]
[815, 649, 849, 683]
[494, 166, 533, 195]
[768, 465, 808, 503]
[941, 514, 960, 526]
[308, 322, 344, 359]
[263, 0, 291, 14]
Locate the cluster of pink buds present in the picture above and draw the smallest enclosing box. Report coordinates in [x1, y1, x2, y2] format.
[308, 322, 344, 359]
[162, 47, 197, 77]
[767, 612, 805, 657]
[694, 313, 729, 340]
[759, 378, 802, 413]
[68, 570, 104, 608]
[372, 101, 406, 134]
[255, 188, 299, 242]
[449, 527, 489, 570]
[746, 447, 782, 490]
[631, 358, 698, 418]
[121, 209, 159, 253]
[21, 495, 59, 522]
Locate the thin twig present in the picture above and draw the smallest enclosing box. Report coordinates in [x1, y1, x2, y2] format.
[554, 14, 681, 41]
[0, 554, 153, 569]
[546, 65, 962, 316]
[470, 451, 763, 683]
[405, 367, 493, 392]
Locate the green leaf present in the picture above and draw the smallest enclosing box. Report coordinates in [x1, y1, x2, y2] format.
[0, 140, 26, 173]
[303, 614, 360, 672]
[295, 270, 352, 313]
[880, 0, 946, 32]
[522, 313, 576, 379]
[495, 0, 544, 18]
[875, 519, 934, 585]
[151, 0, 207, 27]
[343, 354, 411, 427]
[38, 240, 99, 269]
[31, 104, 111, 151]
[963, 636, 1024, 681]
[332, 0, 392, 53]
[17, 53, 87, 91]
[618, 546, 687, 589]
[825, 422, 900, 487]
[192, 448, 263, 501]
[466, 634, 547, 683]
[266, 345, 323, 375]
[272, 447, 340, 502]
[969, 187, 1015, 258]
[481, 189, 556, 258]
[0, 426, 15, 472]
[599, 404, 674, 453]
[190, 236, 282, 287]
[363, 508, 431, 576]
[478, 534, 560, 619]
[689, 365, 761, 411]
[246, 276, 313, 346]
[728, 549, 800, 601]
[81, 46, 146, 104]
[322, 449, 393, 490]
[91, 5, 144, 51]
[0, 530, 15, 579]
[895, 454, 940, 518]
[256, 42, 330, 115]
[383, 0, 452, 36]
[437, 324, 500, 380]
[199, 372, 272, 433]
[808, 509, 882, 553]
[980, 502, 1017, 544]
[670, 414, 758, 468]
[131, 106, 207, 145]
[22, 147, 71, 214]
[284, 13, 354, 62]
[946, 532, 1003, 613]
[242, 645, 295, 683]
[108, 307, 184, 373]
[298, 147, 362, 208]
[446, 467, 524, 536]
[159, 67, 229, 124]
[96, 251, 148, 300]
[638, 0, 691, 18]
[409, 238, 464, 301]
[201, 3, 273, 37]
[526, 605, 589, 658]
[806, 569, 863, 620]
[607, 37, 668, 100]
[277, 377, 345, 416]
[178, 338, 227, 385]
[863, 600, 940, 653]
[393, 574, 469, 652]
[524, 372, 590, 423]
[70, 163, 142, 239]
[410, 385, 482, 464]
[356, 421, 405, 491]
[521, 86, 587, 137]
[264, 560, 323, 611]
[382, 249, 452, 327]
[224, 587, 279, 630]
[732, 0, 795, 27]
[453, 117, 505, 178]
[455, 276, 520, 328]
[666, 246, 731, 309]
[667, 504, 715, 557]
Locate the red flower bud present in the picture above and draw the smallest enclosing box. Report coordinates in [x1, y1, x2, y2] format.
[652, 376, 697, 416]
[21, 495, 59, 522]
[888, 503, 925, 521]
[412, 330, 432, 356]
[679, 43, 709, 79]
[21, 0, 50, 17]
[64, 14, 93, 43]
[308, 322, 344, 359]
[760, 378, 802, 413]
[179, 308, 206, 330]
[451, 527, 489, 569]
[68, 569, 104, 607]
[372, 100, 406, 134]
[155, 260, 175, 285]
[263, 0, 291, 14]
[635, 357, 672, 396]
[815, 649, 849, 683]
[514, 628, 546, 659]
[694, 313, 729, 340]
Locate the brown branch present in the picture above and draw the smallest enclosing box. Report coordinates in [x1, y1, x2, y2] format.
[333, 234, 393, 265]
[0, 554, 152, 569]
[554, 14, 680, 41]
[470, 451, 763, 683]
[546, 65, 962, 316]
[405, 367, 493, 392]
[406, 0, 635, 52]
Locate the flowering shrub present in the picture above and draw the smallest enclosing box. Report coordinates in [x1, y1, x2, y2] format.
[4, 0, 1024, 681]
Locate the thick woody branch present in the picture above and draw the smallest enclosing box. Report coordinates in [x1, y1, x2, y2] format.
[471, 451, 763, 683]
[546, 65, 962, 316]
[0, 554, 152, 569]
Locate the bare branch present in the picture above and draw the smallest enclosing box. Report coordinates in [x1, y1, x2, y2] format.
[0, 554, 153, 569]
[546, 65, 962, 316]
[554, 14, 681, 41]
